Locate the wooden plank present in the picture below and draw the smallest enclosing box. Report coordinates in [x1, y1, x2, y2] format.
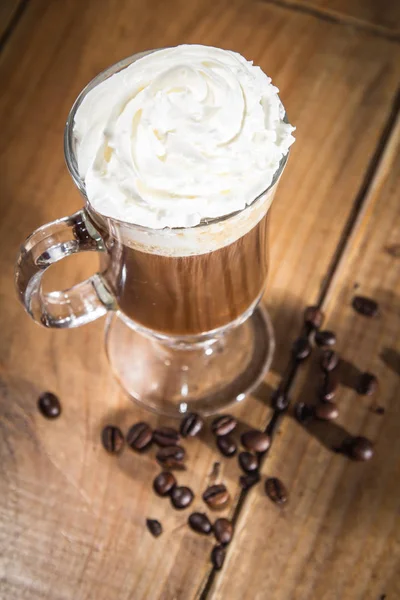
[0, 0, 21, 42]
[213, 118, 400, 599]
[1, 0, 400, 598]
[265, 0, 400, 37]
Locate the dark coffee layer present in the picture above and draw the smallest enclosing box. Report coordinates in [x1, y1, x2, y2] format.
[101, 212, 269, 336]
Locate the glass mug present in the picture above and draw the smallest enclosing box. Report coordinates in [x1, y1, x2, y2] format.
[15, 51, 288, 416]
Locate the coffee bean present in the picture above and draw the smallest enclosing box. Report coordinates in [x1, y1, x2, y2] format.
[342, 436, 374, 461]
[146, 518, 162, 537]
[101, 425, 124, 454]
[180, 412, 204, 437]
[315, 401, 339, 421]
[265, 477, 288, 505]
[203, 484, 230, 509]
[153, 471, 176, 496]
[211, 415, 237, 437]
[170, 486, 194, 509]
[320, 372, 339, 401]
[127, 422, 152, 451]
[238, 451, 258, 473]
[214, 518, 233, 545]
[217, 435, 237, 457]
[211, 545, 226, 570]
[292, 336, 312, 361]
[356, 372, 378, 395]
[272, 389, 289, 412]
[320, 349, 339, 372]
[241, 430, 271, 453]
[188, 512, 212, 535]
[315, 330, 336, 347]
[239, 472, 260, 490]
[304, 306, 324, 330]
[294, 402, 314, 424]
[156, 445, 186, 469]
[153, 427, 180, 447]
[352, 295, 379, 318]
[37, 392, 61, 419]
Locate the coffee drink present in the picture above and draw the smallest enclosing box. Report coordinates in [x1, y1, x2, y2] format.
[98, 210, 270, 336]
[73, 45, 295, 337]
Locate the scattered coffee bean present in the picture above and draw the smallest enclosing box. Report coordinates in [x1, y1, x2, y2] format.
[238, 451, 258, 473]
[320, 372, 339, 401]
[352, 295, 379, 318]
[272, 388, 289, 411]
[156, 445, 186, 469]
[180, 412, 204, 437]
[211, 545, 226, 570]
[153, 471, 176, 497]
[101, 425, 124, 454]
[343, 436, 374, 461]
[153, 426, 180, 447]
[294, 402, 314, 424]
[203, 484, 230, 509]
[126, 422, 153, 451]
[170, 486, 194, 509]
[372, 406, 385, 415]
[315, 401, 339, 421]
[214, 518, 233, 545]
[239, 472, 260, 490]
[146, 518, 162, 537]
[356, 372, 378, 395]
[241, 430, 271, 453]
[292, 336, 312, 361]
[320, 349, 339, 372]
[188, 512, 212, 535]
[37, 392, 61, 419]
[217, 435, 237, 457]
[304, 306, 324, 330]
[315, 330, 336, 347]
[265, 477, 288, 505]
[211, 415, 237, 437]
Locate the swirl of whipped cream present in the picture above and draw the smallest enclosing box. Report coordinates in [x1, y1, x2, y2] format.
[74, 45, 295, 229]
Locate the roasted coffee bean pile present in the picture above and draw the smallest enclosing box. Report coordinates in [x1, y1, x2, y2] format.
[292, 304, 379, 460]
[97, 410, 290, 570]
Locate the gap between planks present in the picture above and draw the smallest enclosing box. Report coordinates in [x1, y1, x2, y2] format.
[198, 88, 400, 600]
[258, 0, 400, 42]
[0, 0, 29, 54]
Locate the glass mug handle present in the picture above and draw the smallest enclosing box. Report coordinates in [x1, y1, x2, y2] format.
[15, 209, 117, 328]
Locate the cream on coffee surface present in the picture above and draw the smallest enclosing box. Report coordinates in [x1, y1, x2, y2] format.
[74, 45, 295, 229]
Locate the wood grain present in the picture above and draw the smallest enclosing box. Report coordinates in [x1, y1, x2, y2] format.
[213, 118, 400, 600]
[0, 0, 21, 41]
[1, 0, 400, 598]
[265, 0, 400, 37]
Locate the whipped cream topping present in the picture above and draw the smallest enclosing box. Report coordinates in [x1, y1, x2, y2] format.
[74, 45, 295, 229]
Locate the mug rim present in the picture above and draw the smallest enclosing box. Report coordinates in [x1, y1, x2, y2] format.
[64, 48, 289, 233]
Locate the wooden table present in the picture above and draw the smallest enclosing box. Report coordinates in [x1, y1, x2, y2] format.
[1, 1, 399, 598]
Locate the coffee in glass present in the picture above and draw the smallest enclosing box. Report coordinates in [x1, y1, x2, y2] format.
[15, 45, 294, 415]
